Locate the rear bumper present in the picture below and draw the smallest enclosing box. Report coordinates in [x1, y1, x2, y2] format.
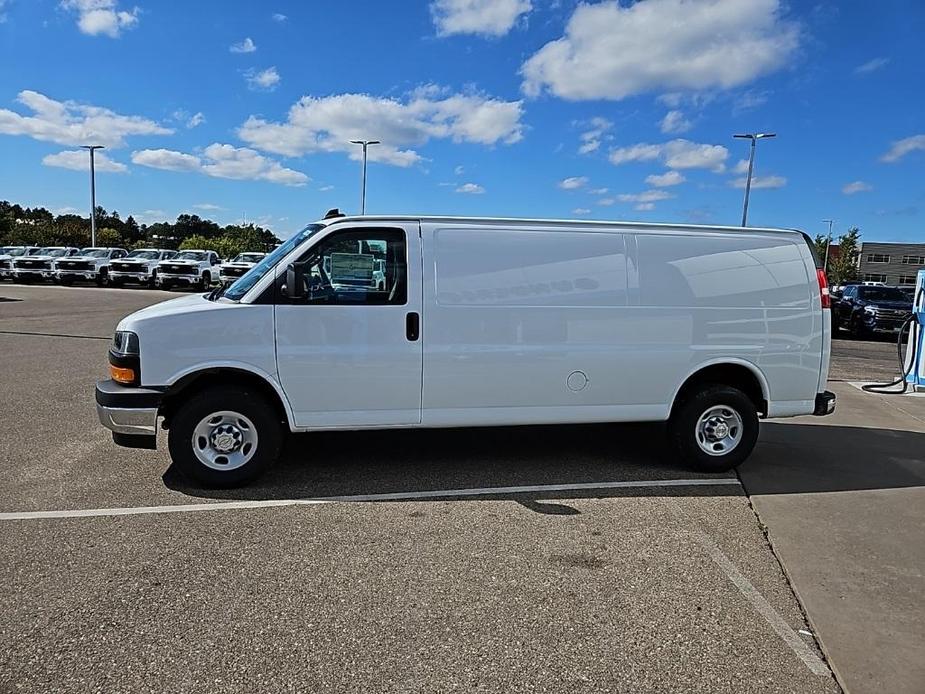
[95, 379, 163, 436]
[813, 390, 836, 416]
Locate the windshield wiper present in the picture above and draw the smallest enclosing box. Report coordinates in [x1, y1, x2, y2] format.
[207, 280, 231, 301]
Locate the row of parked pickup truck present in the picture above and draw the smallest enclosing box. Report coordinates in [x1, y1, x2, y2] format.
[0, 245, 266, 289]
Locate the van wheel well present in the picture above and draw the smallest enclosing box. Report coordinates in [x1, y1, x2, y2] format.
[673, 364, 767, 417]
[159, 369, 288, 429]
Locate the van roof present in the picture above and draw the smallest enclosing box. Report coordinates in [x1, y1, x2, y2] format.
[320, 214, 803, 236]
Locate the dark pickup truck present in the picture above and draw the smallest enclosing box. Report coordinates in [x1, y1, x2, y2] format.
[834, 285, 913, 337]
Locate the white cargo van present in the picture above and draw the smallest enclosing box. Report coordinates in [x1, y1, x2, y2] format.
[96, 215, 834, 486]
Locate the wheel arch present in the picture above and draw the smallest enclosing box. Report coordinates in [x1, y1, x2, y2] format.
[159, 365, 293, 430]
[671, 359, 770, 418]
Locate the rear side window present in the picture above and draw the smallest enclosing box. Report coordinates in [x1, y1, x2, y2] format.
[636, 234, 810, 308]
[434, 228, 627, 307]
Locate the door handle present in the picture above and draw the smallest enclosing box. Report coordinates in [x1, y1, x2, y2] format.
[406, 312, 420, 341]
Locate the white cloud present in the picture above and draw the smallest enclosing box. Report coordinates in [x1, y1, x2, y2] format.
[732, 89, 769, 113]
[617, 190, 674, 204]
[729, 174, 786, 189]
[272, 13, 287, 22]
[193, 203, 224, 211]
[246, 67, 280, 91]
[431, 0, 532, 37]
[230, 37, 256, 53]
[454, 164, 465, 175]
[880, 134, 925, 163]
[635, 203, 656, 211]
[597, 198, 615, 206]
[456, 182, 485, 194]
[319, 185, 334, 192]
[522, 0, 799, 100]
[42, 149, 127, 173]
[186, 112, 205, 128]
[61, 0, 139, 38]
[609, 139, 728, 172]
[732, 158, 750, 174]
[132, 144, 308, 186]
[588, 187, 608, 195]
[842, 180, 872, 195]
[238, 89, 525, 167]
[572, 207, 591, 215]
[558, 176, 588, 190]
[0, 90, 171, 148]
[577, 116, 612, 154]
[646, 170, 685, 187]
[131, 148, 201, 171]
[855, 57, 889, 75]
[659, 110, 691, 135]
[0, 0, 8, 23]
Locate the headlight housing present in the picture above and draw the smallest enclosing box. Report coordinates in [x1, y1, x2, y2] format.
[863, 305, 878, 315]
[111, 330, 139, 356]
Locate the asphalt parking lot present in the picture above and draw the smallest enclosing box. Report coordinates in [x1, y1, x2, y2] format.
[1, 285, 922, 693]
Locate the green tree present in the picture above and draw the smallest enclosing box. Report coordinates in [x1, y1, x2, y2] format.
[828, 227, 861, 285]
[96, 227, 123, 248]
[179, 234, 220, 252]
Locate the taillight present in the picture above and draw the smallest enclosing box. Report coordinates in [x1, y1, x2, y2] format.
[816, 269, 830, 309]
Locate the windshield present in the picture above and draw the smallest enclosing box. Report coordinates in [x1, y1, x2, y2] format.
[39, 248, 69, 257]
[128, 250, 160, 259]
[3, 247, 26, 256]
[223, 224, 324, 301]
[859, 287, 911, 302]
[176, 251, 207, 261]
[80, 248, 111, 258]
[232, 253, 264, 263]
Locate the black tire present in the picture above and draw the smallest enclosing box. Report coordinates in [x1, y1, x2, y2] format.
[148, 271, 158, 289]
[58, 276, 73, 286]
[199, 271, 210, 291]
[167, 385, 284, 487]
[110, 278, 123, 288]
[668, 384, 759, 473]
[850, 315, 869, 340]
[95, 269, 108, 287]
[159, 279, 172, 290]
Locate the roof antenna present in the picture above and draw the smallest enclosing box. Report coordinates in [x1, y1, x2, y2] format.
[323, 208, 345, 220]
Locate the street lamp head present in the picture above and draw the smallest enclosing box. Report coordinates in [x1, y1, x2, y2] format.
[367, 140, 380, 145]
[80, 144, 105, 150]
[733, 134, 754, 140]
[755, 133, 776, 139]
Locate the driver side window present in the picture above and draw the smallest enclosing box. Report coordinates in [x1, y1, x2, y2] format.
[296, 228, 406, 306]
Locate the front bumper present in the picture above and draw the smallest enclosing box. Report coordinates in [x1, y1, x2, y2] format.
[813, 390, 836, 416]
[158, 272, 200, 285]
[13, 269, 55, 280]
[95, 379, 163, 437]
[57, 270, 99, 281]
[111, 270, 152, 282]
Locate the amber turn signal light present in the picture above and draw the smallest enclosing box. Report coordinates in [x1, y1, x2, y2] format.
[110, 364, 136, 384]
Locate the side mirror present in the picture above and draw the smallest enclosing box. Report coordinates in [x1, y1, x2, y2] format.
[285, 263, 305, 300]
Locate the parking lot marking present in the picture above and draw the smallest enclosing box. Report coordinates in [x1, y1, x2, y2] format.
[0, 329, 110, 341]
[0, 477, 741, 521]
[666, 500, 830, 678]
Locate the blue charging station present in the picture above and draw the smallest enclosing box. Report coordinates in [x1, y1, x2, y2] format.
[905, 268, 925, 392]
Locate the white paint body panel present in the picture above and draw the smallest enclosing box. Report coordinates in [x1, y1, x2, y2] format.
[116, 217, 829, 433]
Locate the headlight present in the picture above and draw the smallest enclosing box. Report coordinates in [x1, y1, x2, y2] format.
[111, 330, 139, 355]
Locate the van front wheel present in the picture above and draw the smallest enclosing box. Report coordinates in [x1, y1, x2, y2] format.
[668, 385, 758, 473]
[167, 386, 283, 487]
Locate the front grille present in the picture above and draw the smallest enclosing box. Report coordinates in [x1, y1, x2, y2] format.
[222, 266, 248, 278]
[111, 262, 139, 272]
[162, 264, 196, 275]
[0, 260, 10, 269]
[15, 260, 50, 270]
[877, 309, 911, 320]
[58, 261, 92, 271]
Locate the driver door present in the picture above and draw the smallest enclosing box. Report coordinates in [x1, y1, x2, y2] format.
[274, 222, 423, 428]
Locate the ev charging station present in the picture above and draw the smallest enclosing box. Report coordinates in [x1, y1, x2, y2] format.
[905, 268, 925, 392]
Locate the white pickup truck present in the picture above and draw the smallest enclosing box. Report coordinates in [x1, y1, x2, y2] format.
[0, 246, 41, 280]
[219, 252, 266, 284]
[155, 250, 222, 290]
[56, 247, 129, 286]
[110, 249, 178, 288]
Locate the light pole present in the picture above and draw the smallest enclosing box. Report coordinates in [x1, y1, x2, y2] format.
[733, 132, 775, 226]
[349, 140, 380, 214]
[81, 145, 104, 246]
[822, 219, 835, 273]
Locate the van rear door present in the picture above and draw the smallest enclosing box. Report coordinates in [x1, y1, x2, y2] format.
[275, 221, 423, 428]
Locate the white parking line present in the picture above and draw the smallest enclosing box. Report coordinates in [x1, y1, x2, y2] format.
[0, 477, 741, 521]
[665, 500, 831, 677]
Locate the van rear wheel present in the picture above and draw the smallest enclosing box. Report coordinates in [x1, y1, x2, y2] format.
[668, 385, 758, 473]
[167, 386, 283, 487]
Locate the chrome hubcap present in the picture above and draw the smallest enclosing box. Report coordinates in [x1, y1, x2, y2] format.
[695, 405, 743, 457]
[192, 411, 258, 471]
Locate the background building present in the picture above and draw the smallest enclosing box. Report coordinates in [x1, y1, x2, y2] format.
[857, 242, 925, 286]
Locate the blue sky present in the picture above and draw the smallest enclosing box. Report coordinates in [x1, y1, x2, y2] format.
[0, 0, 923, 241]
